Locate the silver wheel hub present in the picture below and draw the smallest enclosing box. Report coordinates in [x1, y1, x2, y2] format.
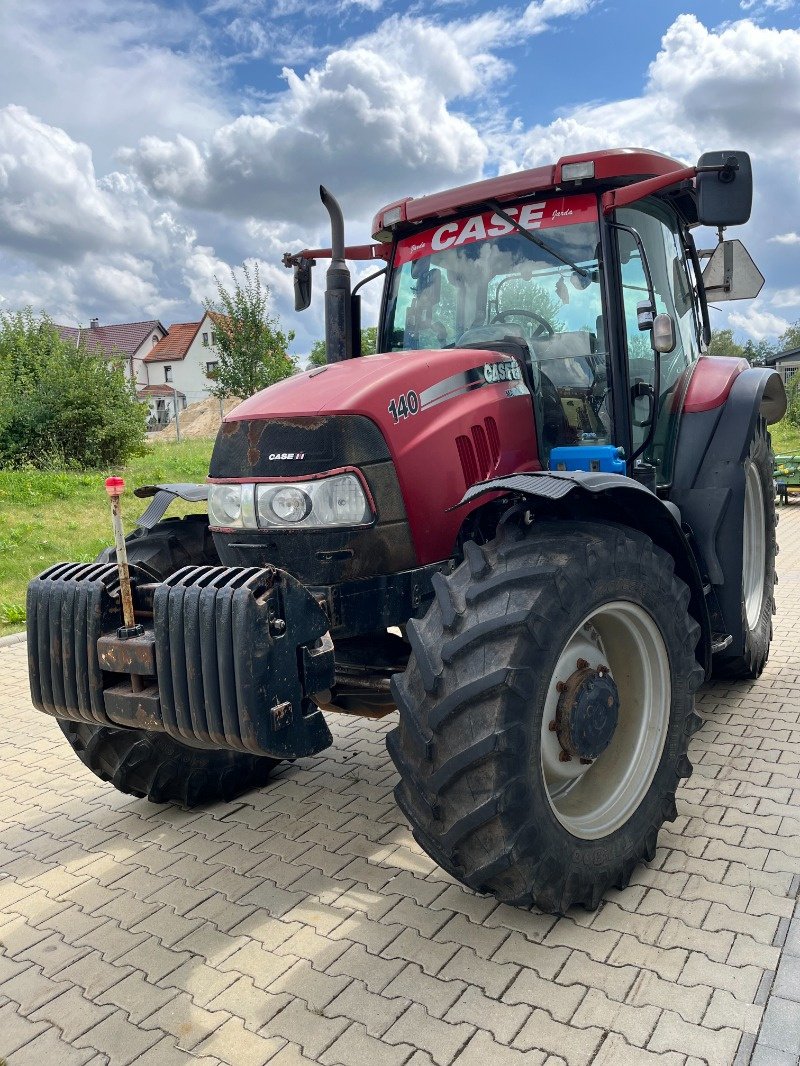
[540, 602, 671, 840]
[742, 460, 766, 632]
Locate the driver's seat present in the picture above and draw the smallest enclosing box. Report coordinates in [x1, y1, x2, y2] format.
[455, 325, 571, 450]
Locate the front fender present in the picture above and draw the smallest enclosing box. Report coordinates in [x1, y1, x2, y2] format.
[457, 471, 712, 677]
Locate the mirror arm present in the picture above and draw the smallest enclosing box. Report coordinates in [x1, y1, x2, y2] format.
[685, 230, 711, 347]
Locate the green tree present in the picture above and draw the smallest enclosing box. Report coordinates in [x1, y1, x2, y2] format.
[309, 340, 327, 367]
[205, 263, 297, 398]
[308, 327, 379, 366]
[707, 328, 747, 359]
[779, 320, 800, 352]
[0, 309, 147, 469]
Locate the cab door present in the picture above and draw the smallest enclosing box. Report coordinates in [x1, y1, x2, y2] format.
[615, 200, 701, 485]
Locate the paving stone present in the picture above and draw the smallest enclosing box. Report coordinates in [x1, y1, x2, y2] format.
[72, 1007, 163, 1064]
[2, 1025, 99, 1066]
[383, 962, 466, 1019]
[503, 967, 586, 1023]
[646, 1010, 742, 1062]
[143, 989, 232, 1051]
[326, 943, 406, 994]
[445, 984, 530, 1044]
[324, 977, 409, 1036]
[264, 997, 350, 1060]
[320, 1021, 414, 1066]
[513, 1007, 604, 1066]
[383, 1002, 474, 1066]
[96, 968, 179, 1025]
[0, 999, 50, 1055]
[29, 983, 116, 1041]
[758, 995, 800, 1056]
[454, 1029, 548, 1066]
[194, 1014, 284, 1066]
[571, 988, 661, 1047]
[592, 1032, 685, 1065]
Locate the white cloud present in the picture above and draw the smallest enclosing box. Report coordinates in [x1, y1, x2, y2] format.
[769, 232, 800, 245]
[740, 0, 794, 10]
[771, 287, 800, 308]
[0, 1, 227, 170]
[123, 40, 489, 224]
[0, 106, 162, 262]
[728, 305, 790, 340]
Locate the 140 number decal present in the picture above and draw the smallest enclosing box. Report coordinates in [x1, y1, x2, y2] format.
[388, 390, 419, 424]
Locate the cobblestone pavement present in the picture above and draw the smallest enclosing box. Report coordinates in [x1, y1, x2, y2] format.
[1, 508, 799, 1066]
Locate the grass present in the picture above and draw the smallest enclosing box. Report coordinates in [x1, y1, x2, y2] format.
[0, 439, 213, 636]
[771, 418, 800, 455]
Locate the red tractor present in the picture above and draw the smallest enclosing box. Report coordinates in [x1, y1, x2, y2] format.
[28, 148, 786, 912]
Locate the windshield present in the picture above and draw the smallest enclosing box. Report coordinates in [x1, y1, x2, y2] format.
[386, 194, 611, 456]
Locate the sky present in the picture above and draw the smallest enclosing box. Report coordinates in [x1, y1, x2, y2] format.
[1, 0, 799, 357]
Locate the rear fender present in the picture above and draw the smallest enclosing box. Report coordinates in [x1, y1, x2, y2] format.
[456, 471, 711, 677]
[670, 366, 785, 658]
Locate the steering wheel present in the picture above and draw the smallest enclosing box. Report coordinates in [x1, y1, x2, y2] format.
[491, 309, 555, 339]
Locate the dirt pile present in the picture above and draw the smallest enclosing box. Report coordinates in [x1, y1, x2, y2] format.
[149, 395, 242, 440]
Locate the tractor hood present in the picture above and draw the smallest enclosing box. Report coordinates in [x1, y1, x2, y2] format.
[227, 349, 477, 421]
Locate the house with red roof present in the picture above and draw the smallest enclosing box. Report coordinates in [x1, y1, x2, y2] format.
[55, 313, 222, 428]
[139, 312, 222, 426]
[56, 318, 167, 388]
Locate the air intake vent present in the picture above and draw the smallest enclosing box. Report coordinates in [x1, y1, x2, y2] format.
[457, 417, 502, 487]
[456, 435, 478, 487]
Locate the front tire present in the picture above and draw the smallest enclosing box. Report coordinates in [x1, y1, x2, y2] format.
[387, 520, 704, 912]
[58, 720, 279, 805]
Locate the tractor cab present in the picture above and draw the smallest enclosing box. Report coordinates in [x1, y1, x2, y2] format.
[286, 148, 764, 492]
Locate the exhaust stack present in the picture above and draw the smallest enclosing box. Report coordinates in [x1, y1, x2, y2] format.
[320, 186, 353, 362]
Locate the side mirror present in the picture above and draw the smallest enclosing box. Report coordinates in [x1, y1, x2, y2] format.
[696, 151, 752, 227]
[293, 258, 313, 311]
[702, 239, 765, 302]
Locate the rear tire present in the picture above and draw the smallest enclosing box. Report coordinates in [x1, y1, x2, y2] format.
[713, 418, 776, 680]
[58, 720, 279, 805]
[58, 517, 280, 807]
[387, 520, 704, 912]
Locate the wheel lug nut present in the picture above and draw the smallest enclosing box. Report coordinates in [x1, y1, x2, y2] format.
[576, 658, 589, 670]
[580, 757, 593, 765]
[559, 750, 572, 762]
[556, 681, 567, 693]
[548, 720, 557, 731]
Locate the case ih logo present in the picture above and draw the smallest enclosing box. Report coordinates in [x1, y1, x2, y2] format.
[484, 361, 522, 384]
[394, 194, 597, 266]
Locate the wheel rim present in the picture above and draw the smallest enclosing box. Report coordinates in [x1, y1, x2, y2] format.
[539, 601, 671, 840]
[742, 460, 766, 632]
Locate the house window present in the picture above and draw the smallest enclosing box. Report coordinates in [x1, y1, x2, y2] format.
[205, 360, 218, 375]
[211, 331, 218, 345]
[152, 335, 158, 347]
[202, 332, 209, 346]
[782, 366, 799, 384]
[164, 365, 173, 383]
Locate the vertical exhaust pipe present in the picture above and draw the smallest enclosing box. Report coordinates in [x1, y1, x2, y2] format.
[320, 186, 353, 362]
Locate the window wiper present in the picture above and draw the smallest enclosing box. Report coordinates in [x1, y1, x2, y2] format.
[482, 199, 590, 279]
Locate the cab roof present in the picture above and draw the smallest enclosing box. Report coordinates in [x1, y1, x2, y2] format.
[372, 148, 686, 240]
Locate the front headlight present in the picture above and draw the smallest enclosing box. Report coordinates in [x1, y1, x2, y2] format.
[208, 483, 256, 528]
[256, 473, 371, 528]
